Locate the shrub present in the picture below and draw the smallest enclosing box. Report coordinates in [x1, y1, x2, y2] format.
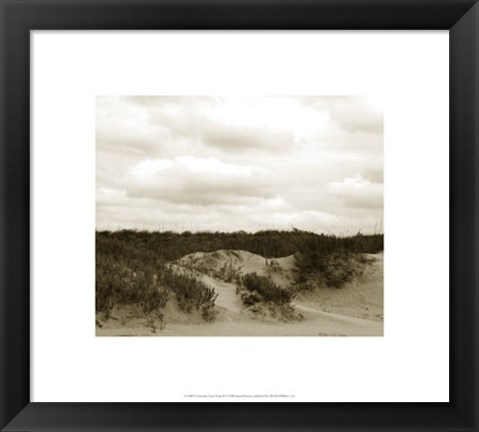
[139, 274, 170, 314]
[240, 290, 263, 306]
[96, 257, 170, 315]
[240, 273, 293, 305]
[160, 267, 218, 319]
[295, 249, 372, 289]
[246, 299, 303, 322]
[212, 262, 240, 283]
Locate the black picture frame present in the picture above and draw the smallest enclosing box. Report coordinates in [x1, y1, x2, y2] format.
[1, 0, 478, 431]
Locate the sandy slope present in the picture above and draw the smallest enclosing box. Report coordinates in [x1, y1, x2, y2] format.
[199, 275, 243, 317]
[295, 253, 384, 321]
[97, 251, 383, 337]
[97, 305, 381, 336]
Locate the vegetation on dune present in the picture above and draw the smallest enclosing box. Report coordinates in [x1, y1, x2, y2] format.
[293, 235, 378, 289]
[96, 257, 169, 316]
[237, 273, 302, 322]
[96, 255, 218, 326]
[161, 267, 218, 321]
[96, 229, 383, 327]
[240, 272, 294, 306]
[178, 253, 242, 284]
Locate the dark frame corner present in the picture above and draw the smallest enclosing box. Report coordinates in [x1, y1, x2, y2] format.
[1, 1, 478, 431]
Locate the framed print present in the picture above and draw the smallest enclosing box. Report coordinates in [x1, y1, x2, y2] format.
[94, 94, 384, 337]
[1, 0, 478, 431]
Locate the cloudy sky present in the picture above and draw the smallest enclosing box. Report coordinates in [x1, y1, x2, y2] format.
[96, 96, 383, 234]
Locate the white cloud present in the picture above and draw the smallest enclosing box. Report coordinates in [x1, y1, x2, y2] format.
[329, 174, 383, 209]
[126, 157, 270, 205]
[96, 96, 383, 233]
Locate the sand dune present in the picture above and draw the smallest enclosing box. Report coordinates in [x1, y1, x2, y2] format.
[97, 250, 383, 336]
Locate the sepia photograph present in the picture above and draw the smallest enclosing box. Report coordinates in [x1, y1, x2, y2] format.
[96, 96, 383, 336]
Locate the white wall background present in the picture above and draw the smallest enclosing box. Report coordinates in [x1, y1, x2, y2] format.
[31, 31, 449, 402]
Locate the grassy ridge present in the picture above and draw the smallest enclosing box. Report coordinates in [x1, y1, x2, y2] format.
[96, 229, 383, 262]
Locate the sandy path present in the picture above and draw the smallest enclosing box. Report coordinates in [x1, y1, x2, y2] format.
[200, 275, 243, 314]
